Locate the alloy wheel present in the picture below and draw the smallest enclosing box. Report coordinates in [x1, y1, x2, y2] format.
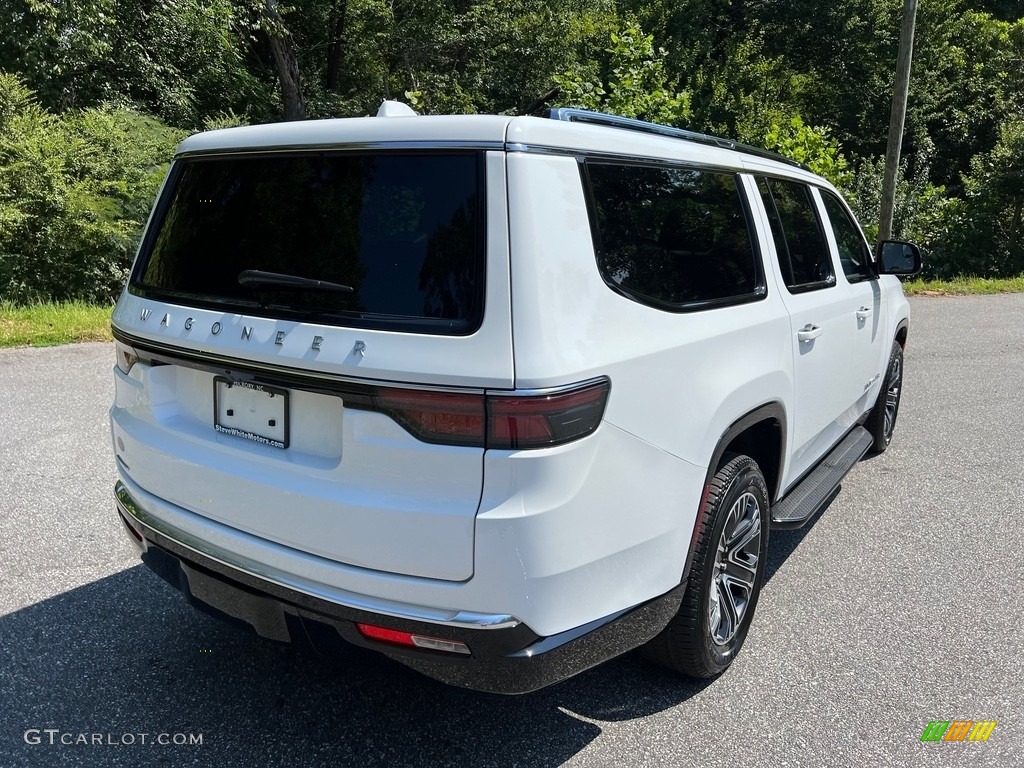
[883, 353, 902, 441]
[708, 491, 762, 646]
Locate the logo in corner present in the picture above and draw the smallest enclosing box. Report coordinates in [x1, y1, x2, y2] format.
[920, 720, 996, 743]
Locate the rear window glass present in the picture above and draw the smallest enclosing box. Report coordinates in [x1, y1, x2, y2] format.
[585, 162, 764, 311]
[132, 152, 485, 334]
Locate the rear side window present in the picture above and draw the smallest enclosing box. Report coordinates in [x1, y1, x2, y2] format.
[132, 152, 485, 334]
[585, 162, 765, 311]
[757, 178, 835, 292]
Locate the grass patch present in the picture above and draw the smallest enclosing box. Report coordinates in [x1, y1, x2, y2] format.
[0, 301, 113, 348]
[903, 276, 1024, 296]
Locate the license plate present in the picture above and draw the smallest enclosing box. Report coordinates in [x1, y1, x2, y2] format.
[213, 377, 289, 449]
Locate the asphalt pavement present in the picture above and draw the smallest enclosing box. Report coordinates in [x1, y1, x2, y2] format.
[1, 294, 1022, 767]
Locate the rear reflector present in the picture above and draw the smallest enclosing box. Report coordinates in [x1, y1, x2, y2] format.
[366, 378, 610, 450]
[118, 512, 144, 544]
[355, 623, 471, 655]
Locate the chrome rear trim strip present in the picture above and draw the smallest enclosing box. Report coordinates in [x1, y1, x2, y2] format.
[115, 481, 520, 630]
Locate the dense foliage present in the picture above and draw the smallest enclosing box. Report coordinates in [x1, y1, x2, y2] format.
[1, 0, 1021, 301]
[0, 74, 183, 302]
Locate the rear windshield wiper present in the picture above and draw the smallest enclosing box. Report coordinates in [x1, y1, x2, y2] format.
[238, 269, 354, 293]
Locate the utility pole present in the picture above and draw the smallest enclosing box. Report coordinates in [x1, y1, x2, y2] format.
[879, 0, 918, 242]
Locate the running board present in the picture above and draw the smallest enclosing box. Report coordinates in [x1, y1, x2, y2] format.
[771, 427, 873, 529]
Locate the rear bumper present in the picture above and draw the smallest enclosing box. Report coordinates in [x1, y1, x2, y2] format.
[115, 482, 684, 694]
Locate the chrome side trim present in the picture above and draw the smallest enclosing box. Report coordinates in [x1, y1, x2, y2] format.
[114, 482, 520, 630]
[175, 140, 505, 159]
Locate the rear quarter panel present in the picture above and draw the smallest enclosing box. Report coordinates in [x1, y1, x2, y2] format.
[500, 152, 794, 621]
[506, 152, 793, 469]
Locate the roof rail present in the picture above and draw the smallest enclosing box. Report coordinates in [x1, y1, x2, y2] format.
[544, 107, 805, 170]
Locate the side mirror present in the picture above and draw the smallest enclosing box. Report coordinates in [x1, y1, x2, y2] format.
[877, 240, 922, 276]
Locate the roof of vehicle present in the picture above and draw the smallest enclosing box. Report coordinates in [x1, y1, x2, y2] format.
[174, 107, 823, 186]
[175, 114, 515, 156]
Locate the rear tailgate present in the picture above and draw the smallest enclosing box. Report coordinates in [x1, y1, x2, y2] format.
[110, 149, 511, 582]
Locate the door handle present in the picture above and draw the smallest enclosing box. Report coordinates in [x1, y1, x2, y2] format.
[797, 324, 823, 343]
[856, 306, 873, 320]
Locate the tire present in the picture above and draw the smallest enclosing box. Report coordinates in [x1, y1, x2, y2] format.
[866, 340, 904, 454]
[642, 454, 769, 678]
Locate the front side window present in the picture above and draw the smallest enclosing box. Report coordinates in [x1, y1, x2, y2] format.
[757, 177, 835, 292]
[819, 191, 874, 281]
[132, 152, 485, 334]
[585, 162, 764, 311]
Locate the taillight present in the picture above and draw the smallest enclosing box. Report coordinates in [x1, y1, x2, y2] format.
[114, 340, 139, 374]
[374, 388, 486, 446]
[368, 378, 610, 450]
[487, 379, 610, 449]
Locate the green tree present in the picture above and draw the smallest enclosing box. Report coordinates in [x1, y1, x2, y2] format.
[762, 116, 853, 189]
[0, 0, 272, 127]
[933, 118, 1024, 276]
[911, 12, 1024, 192]
[846, 143, 949, 249]
[0, 74, 183, 303]
[967, 0, 1023, 21]
[334, 0, 618, 117]
[554, 19, 691, 125]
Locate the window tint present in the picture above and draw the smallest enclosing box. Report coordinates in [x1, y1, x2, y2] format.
[757, 178, 834, 291]
[820, 191, 873, 281]
[586, 163, 763, 310]
[133, 152, 484, 334]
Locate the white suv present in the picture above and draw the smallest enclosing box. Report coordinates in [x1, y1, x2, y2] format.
[109, 105, 920, 693]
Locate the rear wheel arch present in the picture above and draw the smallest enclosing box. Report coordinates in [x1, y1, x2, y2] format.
[705, 404, 786, 503]
[895, 318, 909, 348]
